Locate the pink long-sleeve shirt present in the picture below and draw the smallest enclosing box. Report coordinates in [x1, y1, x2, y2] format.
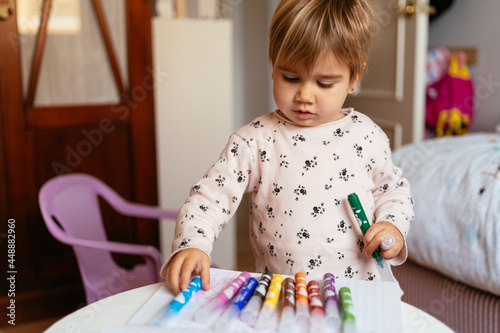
[161, 109, 414, 280]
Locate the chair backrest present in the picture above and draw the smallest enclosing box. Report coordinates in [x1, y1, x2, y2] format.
[39, 173, 165, 303]
[40, 174, 109, 240]
[39, 174, 122, 283]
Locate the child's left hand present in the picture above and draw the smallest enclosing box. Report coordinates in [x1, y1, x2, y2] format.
[362, 221, 404, 260]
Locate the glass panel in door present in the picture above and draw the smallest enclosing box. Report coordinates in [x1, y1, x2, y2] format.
[16, 0, 127, 106]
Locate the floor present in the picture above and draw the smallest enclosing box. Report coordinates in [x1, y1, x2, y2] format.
[5, 213, 255, 332]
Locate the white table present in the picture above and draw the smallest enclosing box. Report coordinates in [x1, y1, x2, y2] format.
[45, 282, 454, 333]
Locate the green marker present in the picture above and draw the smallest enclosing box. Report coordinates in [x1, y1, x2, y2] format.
[347, 193, 384, 268]
[339, 287, 358, 333]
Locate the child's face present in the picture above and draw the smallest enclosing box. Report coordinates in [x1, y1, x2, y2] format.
[272, 51, 358, 127]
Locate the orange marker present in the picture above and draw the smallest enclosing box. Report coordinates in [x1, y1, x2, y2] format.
[295, 272, 310, 329]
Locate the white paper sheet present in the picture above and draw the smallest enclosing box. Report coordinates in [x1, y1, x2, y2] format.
[103, 268, 403, 333]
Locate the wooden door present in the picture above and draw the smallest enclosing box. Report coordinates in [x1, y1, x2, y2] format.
[347, 0, 430, 148]
[0, 0, 158, 324]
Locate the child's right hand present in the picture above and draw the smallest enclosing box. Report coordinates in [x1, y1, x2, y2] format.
[164, 248, 211, 294]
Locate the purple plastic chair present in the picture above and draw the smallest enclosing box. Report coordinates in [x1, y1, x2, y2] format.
[38, 173, 178, 304]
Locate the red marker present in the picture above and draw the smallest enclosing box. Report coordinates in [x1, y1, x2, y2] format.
[307, 280, 325, 331]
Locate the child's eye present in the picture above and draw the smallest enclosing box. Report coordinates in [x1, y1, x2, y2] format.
[283, 75, 299, 82]
[318, 81, 334, 88]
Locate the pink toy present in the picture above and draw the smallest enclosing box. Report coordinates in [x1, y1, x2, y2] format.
[426, 48, 474, 136]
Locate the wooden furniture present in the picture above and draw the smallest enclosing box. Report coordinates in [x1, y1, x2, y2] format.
[0, 0, 158, 324]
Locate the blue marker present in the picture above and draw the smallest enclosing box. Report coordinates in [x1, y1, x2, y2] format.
[151, 277, 202, 327]
[215, 277, 258, 331]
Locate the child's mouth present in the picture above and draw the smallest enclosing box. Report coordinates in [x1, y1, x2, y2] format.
[294, 110, 314, 120]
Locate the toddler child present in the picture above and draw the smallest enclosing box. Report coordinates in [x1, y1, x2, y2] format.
[162, 0, 414, 294]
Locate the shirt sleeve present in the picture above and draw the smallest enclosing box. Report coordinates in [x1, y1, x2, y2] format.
[159, 134, 256, 278]
[370, 130, 415, 266]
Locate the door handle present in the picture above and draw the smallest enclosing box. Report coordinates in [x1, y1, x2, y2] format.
[0, 0, 14, 21]
[395, 1, 436, 16]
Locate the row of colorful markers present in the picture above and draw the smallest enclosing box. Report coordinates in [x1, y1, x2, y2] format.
[151, 269, 358, 333]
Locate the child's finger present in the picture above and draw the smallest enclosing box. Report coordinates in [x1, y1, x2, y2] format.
[166, 256, 183, 294]
[362, 233, 383, 257]
[199, 260, 211, 291]
[179, 257, 198, 291]
[380, 241, 402, 260]
[362, 222, 384, 246]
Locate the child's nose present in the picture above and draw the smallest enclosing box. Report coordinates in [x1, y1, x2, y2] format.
[295, 83, 314, 104]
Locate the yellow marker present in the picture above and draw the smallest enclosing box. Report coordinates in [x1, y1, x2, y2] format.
[255, 274, 283, 329]
[262, 274, 283, 310]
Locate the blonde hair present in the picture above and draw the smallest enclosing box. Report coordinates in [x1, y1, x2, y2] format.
[269, 0, 376, 82]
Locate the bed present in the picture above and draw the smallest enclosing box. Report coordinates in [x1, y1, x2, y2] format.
[391, 132, 500, 333]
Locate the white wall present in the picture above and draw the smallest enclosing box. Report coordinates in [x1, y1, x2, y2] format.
[154, 18, 236, 270]
[153, 1, 275, 272]
[428, 0, 500, 132]
[231, 0, 274, 128]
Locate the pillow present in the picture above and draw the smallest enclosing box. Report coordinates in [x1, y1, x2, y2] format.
[392, 133, 500, 296]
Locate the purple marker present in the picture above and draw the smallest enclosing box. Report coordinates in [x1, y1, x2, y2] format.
[194, 271, 251, 323]
[323, 273, 341, 332]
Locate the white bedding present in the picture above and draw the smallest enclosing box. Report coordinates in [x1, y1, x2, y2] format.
[392, 133, 500, 296]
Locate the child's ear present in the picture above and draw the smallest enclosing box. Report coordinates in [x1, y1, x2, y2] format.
[349, 75, 359, 94]
[349, 62, 366, 94]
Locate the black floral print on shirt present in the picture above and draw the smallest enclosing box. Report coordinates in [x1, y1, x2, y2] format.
[171, 110, 414, 281]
